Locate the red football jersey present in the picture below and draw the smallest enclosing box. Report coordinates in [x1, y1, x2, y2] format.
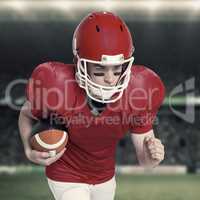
[26, 62, 165, 184]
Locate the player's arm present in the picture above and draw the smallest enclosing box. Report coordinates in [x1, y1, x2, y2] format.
[19, 101, 49, 165]
[19, 62, 70, 165]
[18, 100, 37, 157]
[129, 66, 165, 168]
[18, 101, 66, 166]
[131, 129, 165, 168]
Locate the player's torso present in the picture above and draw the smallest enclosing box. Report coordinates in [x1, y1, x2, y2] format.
[39, 63, 128, 152]
[42, 62, 162, 144]
[30, 62, 164, 152]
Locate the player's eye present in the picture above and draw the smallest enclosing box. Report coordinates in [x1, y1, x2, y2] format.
[93, 73, 105, 76]
[114, 72, 121, 76]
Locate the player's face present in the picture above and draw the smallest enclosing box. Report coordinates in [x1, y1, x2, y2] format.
[87, 63, 122, 87]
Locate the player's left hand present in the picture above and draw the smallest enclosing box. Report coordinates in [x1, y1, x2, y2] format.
[44, 148, 66, 166]
[25, 147, 66, 166]
[144, 137, 165, 166]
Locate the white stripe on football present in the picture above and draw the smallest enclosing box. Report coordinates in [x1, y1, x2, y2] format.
[35, 131, 67, 150]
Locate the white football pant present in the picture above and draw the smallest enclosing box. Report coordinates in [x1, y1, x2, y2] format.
[47, 176, 116, 200]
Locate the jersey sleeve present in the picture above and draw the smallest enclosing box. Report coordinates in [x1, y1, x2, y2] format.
[26, 62, 77, 120]
[130, 109, 159, 133]
[129, 66, 165, 134]
[26, 62, 55, 119]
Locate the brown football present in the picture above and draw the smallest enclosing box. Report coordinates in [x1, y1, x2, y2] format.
[30, 129, 68, 157]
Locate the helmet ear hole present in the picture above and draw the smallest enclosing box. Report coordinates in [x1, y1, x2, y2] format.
[120, 25, 123, 32]
[96, 25, 100, 32]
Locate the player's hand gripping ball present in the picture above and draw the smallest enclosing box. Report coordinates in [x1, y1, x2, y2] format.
[30, 120, 68, 157]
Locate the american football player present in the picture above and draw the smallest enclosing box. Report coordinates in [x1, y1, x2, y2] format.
[18, 11, 165, 200]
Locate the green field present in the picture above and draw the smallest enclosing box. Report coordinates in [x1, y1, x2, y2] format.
[0, 172, 200, 200]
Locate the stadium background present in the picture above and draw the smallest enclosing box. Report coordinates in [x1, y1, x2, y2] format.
[0, 1, 200, 200]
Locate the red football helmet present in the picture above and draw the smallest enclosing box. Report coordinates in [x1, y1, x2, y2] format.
[73, 11, 134, 103]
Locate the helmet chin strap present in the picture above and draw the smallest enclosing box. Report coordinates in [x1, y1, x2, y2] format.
[86, 86, 124, 103]
[89, 86, 116, 100]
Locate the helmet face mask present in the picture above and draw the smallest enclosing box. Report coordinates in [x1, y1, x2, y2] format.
[75, 55, 134, 103]
[73, 12, 134, 103]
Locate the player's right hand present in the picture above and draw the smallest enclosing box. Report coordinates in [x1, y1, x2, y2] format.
[25, 148, 66, 166]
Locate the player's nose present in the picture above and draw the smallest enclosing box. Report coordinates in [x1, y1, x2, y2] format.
[104, 70, 115, 85]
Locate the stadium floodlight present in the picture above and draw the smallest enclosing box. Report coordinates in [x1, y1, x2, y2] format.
[48, 1, 72, 11]
[0, 0, 200, 14]
[192, 0, 200, 11]
[147, 1, 162, 11]
[2, 0, 27, 11]
[102, 0, 115, 11]
[136, 0, 162, 12]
